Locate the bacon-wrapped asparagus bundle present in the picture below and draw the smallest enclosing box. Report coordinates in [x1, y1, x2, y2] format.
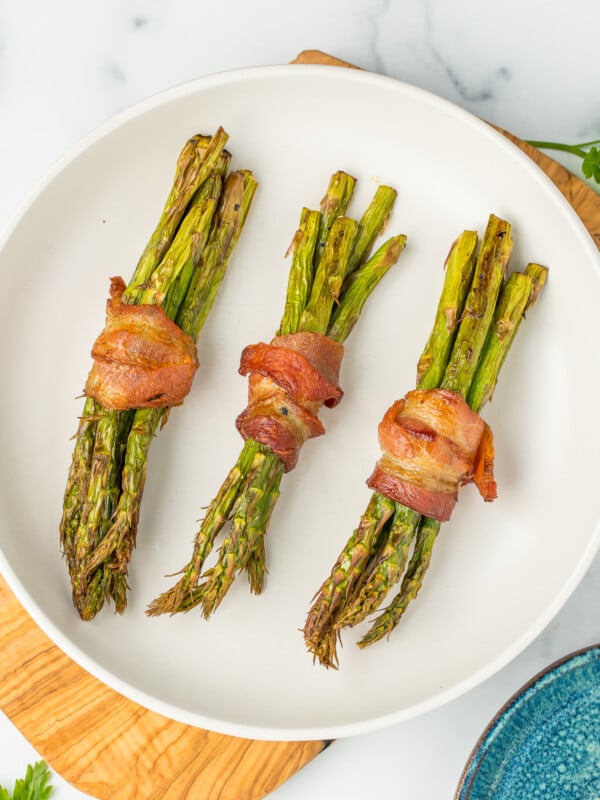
[60, 129, 258, 619]
[304, 214, 548, 667]
[148, 173, 405, 617]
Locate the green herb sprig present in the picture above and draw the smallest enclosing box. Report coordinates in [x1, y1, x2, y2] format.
[0, 761, 53, 800]
[526, 137, 600, 185]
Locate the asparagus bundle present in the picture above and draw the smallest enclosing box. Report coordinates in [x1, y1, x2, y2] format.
[148, 172, 406, 617]
[60, 128, 258, 619]
[304, 214, 548, 667]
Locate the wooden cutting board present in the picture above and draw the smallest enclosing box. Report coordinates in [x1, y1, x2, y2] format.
[1, 50, 599, 800]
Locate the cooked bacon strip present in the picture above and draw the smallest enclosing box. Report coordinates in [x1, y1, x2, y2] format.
[473, 422, 497, 501]
[85, 276, 199, 410]
[367, 388, 496, 521]
[236, 332, 344, 470]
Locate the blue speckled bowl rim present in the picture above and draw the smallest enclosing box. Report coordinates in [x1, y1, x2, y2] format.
[454, 643, 600, 799]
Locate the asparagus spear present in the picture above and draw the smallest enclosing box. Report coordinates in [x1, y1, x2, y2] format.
[325, 235, 482, 634]
[148, 195, 353, 616]
[68, 176, 223, 566]
[67, 174, 225, 616]
[195, 233, 406, 619]
[147, 177, 406, 618]
[416, 231, 479, 389]
[314, 171, 357, 267]
[467, 263, 548, 410]
[124, 128, 230, 301]
[359, 263, 547, 647]
[60, 134, 230, 559]
[302, 229, 482, 664]
[60, 130, 258, 619]
[345, 185, 398, 277]
[278, 209, 320, 337]
[358, 270, 550, 639]
[358, 514, 440, 647]
[303, 215, 540, 667]
[60, 399, 98, 576]
[71, 172, 258, 619]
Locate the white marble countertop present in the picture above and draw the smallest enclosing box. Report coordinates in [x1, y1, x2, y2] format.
[1, 1, 600, 797]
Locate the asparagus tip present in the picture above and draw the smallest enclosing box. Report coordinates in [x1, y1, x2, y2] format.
[146, 581, 188, 616]
[304, 630, 341, 670]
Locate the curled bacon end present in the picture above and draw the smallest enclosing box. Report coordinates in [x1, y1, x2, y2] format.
[367, 388, 496, 522]
[236, 332, 344, 471]
[473, 423, 497, 501]
[238, 332, 344, 408]
[85, 277, 199, 410]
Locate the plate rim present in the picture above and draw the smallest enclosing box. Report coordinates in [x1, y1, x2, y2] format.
[1, 63, 600, 741]
[2, 61, 597, 254]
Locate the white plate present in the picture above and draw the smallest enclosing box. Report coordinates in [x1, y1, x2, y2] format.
[0, 65, 599, 742]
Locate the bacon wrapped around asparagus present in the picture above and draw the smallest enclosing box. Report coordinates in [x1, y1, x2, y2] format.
[367, 388, 497, 522]
[60, 129, 258, 619]
[84, 275, 200, 409]
[304, 214, 548, 667]
[236, 331, 345, 470]
[148, 172, 406, 618]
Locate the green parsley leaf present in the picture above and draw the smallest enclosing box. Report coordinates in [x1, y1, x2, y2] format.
[525, 137, 600, 188]
[0, 761, 53, 800]
[582, 146, 600, 183]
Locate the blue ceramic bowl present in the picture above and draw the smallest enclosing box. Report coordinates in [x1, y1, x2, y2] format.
[456, 644, 600, 799]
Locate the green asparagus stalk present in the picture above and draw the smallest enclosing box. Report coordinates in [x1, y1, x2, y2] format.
[68, 174, 224, 616]
[195, 232, 407, 620]
[441, 217, 511, 392]
[345, 185, 398, 276]
[238, 233, 407, 599]
[325, 234, 481, 633]
[147, 201, 341, 616]
[302, 229, 482, 664]
[71, 171, 258, 620]
[328, 234, 407, 342]
[60, 135, 230, 562]
[123, 128, 230, 301]
[416, 231, 479, 389]
[351, 220, 514, 643]
[147, 178, 405, 618]
[467, 263, 547, 410]
[60, 139, 232, 559]
[60, 398, 100, 574]
[314, 171, 357, 267]
[193, 218, 361, 617]
[359, 262, 547, 647]
[278, 209, 321, 337]
[304, 215, 520, 667]
[358, 514, 440, 647]
[60, 130, 257, 619]
[301, 216, 359, 332]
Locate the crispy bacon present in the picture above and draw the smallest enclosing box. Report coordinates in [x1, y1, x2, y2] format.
[85, 277, 199, 410]
[367, 388, 496, 521]
[473, 422, 498, 501]
[236, 332, 344, 470]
